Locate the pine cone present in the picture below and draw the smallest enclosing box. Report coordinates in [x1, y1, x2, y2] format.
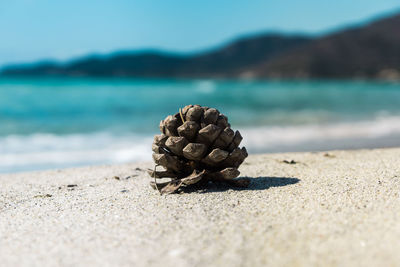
[148, 104, 249, 194]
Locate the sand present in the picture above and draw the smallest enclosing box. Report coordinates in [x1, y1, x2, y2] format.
[1, 148, 400, 267]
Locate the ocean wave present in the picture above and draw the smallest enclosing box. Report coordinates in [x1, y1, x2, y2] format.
[241, 115, 400, 152]
[0, 133, 153, 173]
[1, 116, 400, 173]
[194, 80, 216, 94]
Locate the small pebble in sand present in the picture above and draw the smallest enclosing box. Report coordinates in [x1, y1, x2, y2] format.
[34, 194, 52, 198]
[282, 160, 297, 164]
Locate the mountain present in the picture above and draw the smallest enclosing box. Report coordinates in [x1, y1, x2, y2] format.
[178, 34, 311, 77]
[250, 13, 400, 80]
[2, 12, 400, 80]
[1, 34, 311, 78]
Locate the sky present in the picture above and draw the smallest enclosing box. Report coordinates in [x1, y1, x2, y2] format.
[0, 0, 399, 66]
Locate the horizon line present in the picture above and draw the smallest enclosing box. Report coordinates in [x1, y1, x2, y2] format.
[1, 8, 399, 70]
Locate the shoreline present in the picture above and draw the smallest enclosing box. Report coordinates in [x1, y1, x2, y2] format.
[2, 127, 400, 174]
[1, 147, 400, 266]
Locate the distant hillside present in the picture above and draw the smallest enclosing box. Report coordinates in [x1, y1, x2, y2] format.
[251, 13, 400, 80]
[1, 34, 310, 78]
[2, 12, 400, 80]
[179, 34, 311, 77]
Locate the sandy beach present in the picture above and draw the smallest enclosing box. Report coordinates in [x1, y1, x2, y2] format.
[1, 148, 400, 267]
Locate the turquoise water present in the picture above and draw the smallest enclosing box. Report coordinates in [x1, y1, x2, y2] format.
[1, 77, 400, 173]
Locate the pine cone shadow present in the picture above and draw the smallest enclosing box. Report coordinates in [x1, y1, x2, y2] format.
[181, 176, 300, 194]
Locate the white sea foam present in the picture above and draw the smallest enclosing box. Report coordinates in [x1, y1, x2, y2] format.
[1, 116, 400, 173]
[242, 115, 400, 152]
[194, 80, 216, 94]
[0, 132, 153, 173]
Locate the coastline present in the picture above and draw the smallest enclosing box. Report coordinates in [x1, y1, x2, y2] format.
[1, 148, 400, 266]
[2, 77, 400, 174]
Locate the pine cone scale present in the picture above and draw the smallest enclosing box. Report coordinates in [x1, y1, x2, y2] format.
[196, 124, 222, 145]
[182, 143, 207, 160]
[165, 136, 188, 156]
[177, 121, 199, 141]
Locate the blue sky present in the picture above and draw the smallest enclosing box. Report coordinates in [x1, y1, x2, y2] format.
[0, 0, 399, 66]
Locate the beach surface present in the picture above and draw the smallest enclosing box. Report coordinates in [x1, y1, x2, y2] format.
[1, 148, 400, 267]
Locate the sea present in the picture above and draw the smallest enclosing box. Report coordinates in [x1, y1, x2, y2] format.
[1, 77, 400, 173]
